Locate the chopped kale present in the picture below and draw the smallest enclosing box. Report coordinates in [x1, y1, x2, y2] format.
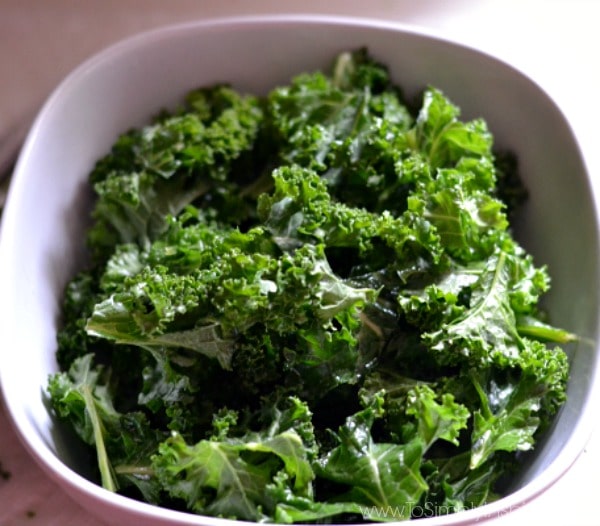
[47, 49, 574, 523]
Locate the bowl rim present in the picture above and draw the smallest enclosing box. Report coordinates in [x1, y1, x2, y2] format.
[1, 13, 599, 526]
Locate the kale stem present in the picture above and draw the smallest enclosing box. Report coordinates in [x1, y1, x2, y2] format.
[82, 385, 117, 492]
[516, 321, 578, 344]
[114, 465, 156, 477]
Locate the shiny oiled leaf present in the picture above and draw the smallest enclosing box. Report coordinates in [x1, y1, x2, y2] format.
[423, 249, 523, 366]
[153, 399, 316, 521]
[406, 384, 470, 450]
[154, 434, 274, 520]
[316, 396, 428, 515]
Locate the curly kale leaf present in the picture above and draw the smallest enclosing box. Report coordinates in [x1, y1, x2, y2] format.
[258, 164, 443, 266]
[86, 220, 376, 386]
[47, 354, 165, 500]
[418, 243, 558, 368]
[407, 167, 508, 262]
[314, 394, 428, 520]
[55, 270, 107, 369]
[152, 397, 316, 522]
[468, 337, 569, 469]
[48, 354, 120, 491]
[88, 86, 264, 259]
[414, 87, 494, 171]
[405, 384, 470, 451]
[267, 49, 416, 214]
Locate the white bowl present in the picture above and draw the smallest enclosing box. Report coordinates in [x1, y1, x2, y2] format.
[0, 15, 597, 526]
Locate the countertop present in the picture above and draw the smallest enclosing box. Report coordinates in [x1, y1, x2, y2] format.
[1, 1, 599, 525]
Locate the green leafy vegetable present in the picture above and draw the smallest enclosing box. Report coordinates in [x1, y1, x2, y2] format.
[315, 394, 428, 520]
[47, 48, 574, 523]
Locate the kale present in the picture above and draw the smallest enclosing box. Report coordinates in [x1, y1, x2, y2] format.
[47, 49, 575, 523]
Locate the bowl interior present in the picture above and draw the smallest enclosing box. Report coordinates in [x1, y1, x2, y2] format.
[0, 15, 597, 525]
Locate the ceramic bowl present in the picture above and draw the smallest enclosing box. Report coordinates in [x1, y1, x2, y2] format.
[0, 15, 597, 526]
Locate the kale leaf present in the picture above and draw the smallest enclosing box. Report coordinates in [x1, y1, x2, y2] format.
[47, 48, 574, 523]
